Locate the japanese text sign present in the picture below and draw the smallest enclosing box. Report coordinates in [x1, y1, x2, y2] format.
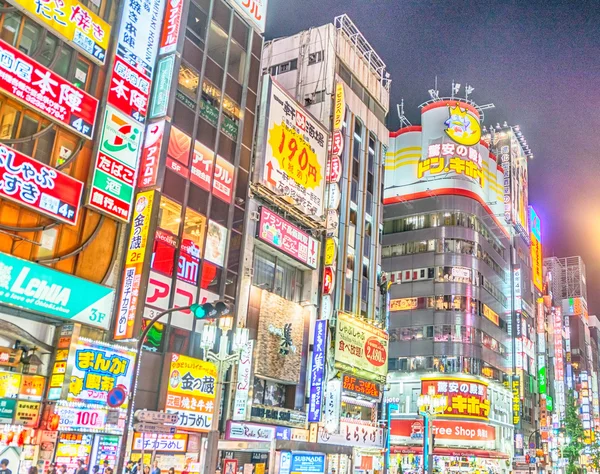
[164, 353, 218, 432]
[421, 377, 490, 420]
[56, 405, 107, 430]
[88, 105, 143, 221]
[6, 0, 110, 65]
[333, 82, 344, 131]
[137, 121, 164, 188]
[334, 312, 388, 383]
[258, 78, 328, 221]
[125, 191, 154, 266]
[258, 207, 319, 269]
[0, 143, 83, 225]
[108, 55, 151, 124]
[132, 433, 187, 452]
[190, 142, 235, 204]
[0, 252, 114, 328]
[159, 0, 183, 54]
[117, 0, 166, 78]
[512, 375, 521, 425]
[0, 39, 98, 138]
[13, 400, 40, 427]
[342, 375, 380, 399]
[0, 372, 21, 398]
[67, 339, 136, 408]
[229, 0, 267, 33]
[149, 55, 175, 118]
[308, 319, 327, 422]
[19, 375, 45, 400]
[232, 340, 253, 421]
[530, 206, 543, 292]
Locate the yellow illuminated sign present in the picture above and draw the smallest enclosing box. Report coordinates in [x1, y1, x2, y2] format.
[7, 0, 111, 65]
[390, 298, 418, 311]
[482, 304, 500, 326]
[324, 238, 336, 266]
[125, 191, 155, 265]
[531, 235, 543, 292]
[333, 82, 345, 131]
[444, 103, 481, 146]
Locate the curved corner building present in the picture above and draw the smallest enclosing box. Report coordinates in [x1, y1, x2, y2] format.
[382, 100, 514, 474]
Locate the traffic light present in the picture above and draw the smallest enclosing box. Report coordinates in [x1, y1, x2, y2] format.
[190, 301, 231, 319]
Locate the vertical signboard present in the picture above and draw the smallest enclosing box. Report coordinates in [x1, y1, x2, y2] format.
[308, 320, 327, 422]
[232, 341, 253, 421]
[114, 191, 155, 340]
[149, 56, 176, 119]
[159, 0, 184, 55]
[530, 206, 543, 292]
[323, 379, 341, 434]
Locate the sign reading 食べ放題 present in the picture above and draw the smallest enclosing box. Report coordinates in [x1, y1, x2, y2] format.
[0, 253, 114, 329]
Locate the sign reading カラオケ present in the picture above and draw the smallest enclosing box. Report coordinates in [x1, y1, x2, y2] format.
[256, 77, 328, 221]
[0, 39, 98, 138]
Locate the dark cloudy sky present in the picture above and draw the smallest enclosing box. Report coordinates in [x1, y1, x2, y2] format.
[265, 0, 600, 313]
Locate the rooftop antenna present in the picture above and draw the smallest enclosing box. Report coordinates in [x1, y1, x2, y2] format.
[396, 99, 412, 128]
[451, 81, 461, 100]
[428, 75, 439, 101]
[465, 84, 474, 100]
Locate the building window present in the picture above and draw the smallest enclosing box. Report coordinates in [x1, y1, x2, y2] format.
[308, 50, 324, 65]
[158, 197, 182, 236]
[253, 247, 303, 302]
[269, 58, 298, 75]
[179, 63, 200, 99]
[206, 20, 228, 69]
[304, 89, 326, 106]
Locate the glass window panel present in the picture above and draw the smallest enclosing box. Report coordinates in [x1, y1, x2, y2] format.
[1, 13, 22, 45]
[182, 208, 206, 258]
[227, 39, 246, 84]
[206, 21, 228, 69]
[19, 20, 41, 55]
[158, 196, 183, 236]
[187, 2, 209, 44]
[14, 114, 37, 157]
[178, 62, 200, 99]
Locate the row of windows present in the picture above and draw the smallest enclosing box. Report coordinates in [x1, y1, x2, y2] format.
[252, 247, 304, 303]
[391, 295, 508, 331]
[389, 356, 506, 383]
[383, 211, 505, 257]
[389, 325, 508, 357]
[337, 61, 386, 123]
[383, 238, 508, 282]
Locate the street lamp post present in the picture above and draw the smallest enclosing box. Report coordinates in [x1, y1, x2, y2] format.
[417, 390, 447, 474]
[528, 429, 540, 474]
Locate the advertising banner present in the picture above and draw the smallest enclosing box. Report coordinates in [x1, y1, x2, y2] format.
[334, 312, 388, 383]
[5, 0, 110, 64]
[530, 206, 543, 292]
[114, 191, 155, 339]
[316, 422, 384, 448]
[342, 374, 380, 399]
[225, 421, 276, 442]
[67, 339, 136, 408]
[421, 377, 490, 420]
[107, 55, 151, 124]
[512, 375, 521, 425]
[323, 379, 341, 434]
[257, 207, 319, 269]
[0, 39, 98, 138]
[159, 0, 183, 55]
[137, 121, 165, 188]
[333, 82, 345, 131]
[0, 143, 83, 225]
[257, 78, 328, 220]
[116, 0, 165, 78]
[390, 419, 495, 448]
[164, 353, 217, 432]
[232, 340, 253, 421]
[88, 105, 143, 221]
[56, 405, 107, 431]
[229, 0, 268, 33]
[308, 319, 327, 422]
[132, 433, 187, 452]
[150, 55, 175, 119]
[0, 252, 114, 328]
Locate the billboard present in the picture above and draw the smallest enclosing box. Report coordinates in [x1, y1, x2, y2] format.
[307, 319, 327, 422]
[0, 143, 83, 225]
[390, 419, 495, 448]
[384, 102, 505, 231]
[421, 377, 490, 421]
[530, 206, 543, 292]
[0, 39, 98, 139]
[256, 77, 328, 221]
[334, 312, 388, 383]
[5, 0, 110, 65]
[257, 207, 319, 269]
[107, 56, 151, 124]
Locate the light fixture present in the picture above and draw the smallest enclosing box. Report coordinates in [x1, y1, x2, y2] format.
[232, 328, 250, 352]
[218, 315, 234, 333]
[201, 323, 217, 349]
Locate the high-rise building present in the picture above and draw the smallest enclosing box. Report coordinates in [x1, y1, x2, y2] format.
[219, 14, 390, 472]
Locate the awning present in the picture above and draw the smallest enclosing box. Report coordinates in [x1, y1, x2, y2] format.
[390, 446, 509, 459]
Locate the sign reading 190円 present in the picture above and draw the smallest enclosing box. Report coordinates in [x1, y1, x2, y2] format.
[0, 39, 98, 138]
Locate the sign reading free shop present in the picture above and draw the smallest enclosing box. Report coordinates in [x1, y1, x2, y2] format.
[0, 253, 114, 329]
[334, 312, 388, 383]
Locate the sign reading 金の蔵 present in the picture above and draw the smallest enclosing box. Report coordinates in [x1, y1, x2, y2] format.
[257, 207, 319, 269]
[421, 377, 490, 420]
[5, 0, 111, 65]
[0, 39, 98, 138]
[0, 143, 83, 225]
[67, 339, 136, 408]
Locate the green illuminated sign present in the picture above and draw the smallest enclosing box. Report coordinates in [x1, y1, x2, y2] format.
[150, 55, 175, 119]
[538, 366, 547, 394]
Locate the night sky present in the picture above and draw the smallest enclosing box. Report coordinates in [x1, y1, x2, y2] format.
[265, 0, 600, 313]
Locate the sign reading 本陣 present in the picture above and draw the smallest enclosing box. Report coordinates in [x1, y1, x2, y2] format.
[164, 353, 217, 432]
[67, 339, 136, 408]
[0, 39, 98, 139]
[421, 377, 490, 420]
[256, 77, 328, 221]
[334, 312, 388, 383]
[5, 0, 111, 65]
[0, 253, 114, 329]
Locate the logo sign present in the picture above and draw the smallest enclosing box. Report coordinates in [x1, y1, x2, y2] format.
[257, 207, 319, 269]
[114, 190, 154, 339]
[421, 377, 490, 420]
[0, 39, 98, 138]
[225, 421, 276, 442]
[258, 78, 328, 221]
[108, 56, 151, 124]
[0, 252, 114, 328]
[334, 312, 388, 383]
[133, 433, 187, 452]
[88, 105, 143, 221]
[342, 375, 380, 399]
[322, 267, 334, 295]
[0, 143, 83, 225]
[229, 0, 268, 33]
[0, 398, 16, 423]
[164, 353, 218, 432]
[56, 405, 107, 430]
[5, 0, 110, 65]
[444, 103, 481, 146]
[159, 0, 183, 54]
[150, 55, 175, 119]
[232, 340, 253, 421]
[67, 339, 136, 408]
[290, 453, 325, 474]
[308, 319, 327, 422]
[137, 121, 165, 188]
[116, 0, 166, 78]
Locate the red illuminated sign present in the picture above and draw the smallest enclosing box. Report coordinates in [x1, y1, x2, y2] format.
[391, 419, 495, 444]
[107, 55, 151, 124]
[326, 154, 342, 184]
[138, 121, 165, 188]
[94, 152, 136, 186]
[342, 375, 380, 399]
[159, 0, 183, 55]
[212, 156, 234, 204]
[0, 143, 83, 225]
[421, 377, 490, 420]
[323, 267, 334, 295]
[0, 39, 98, 138]
[331, 130, 344, 157]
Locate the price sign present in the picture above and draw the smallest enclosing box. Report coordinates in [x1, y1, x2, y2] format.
[342, 375, 380, 399]
[56, 406, 107, 430]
